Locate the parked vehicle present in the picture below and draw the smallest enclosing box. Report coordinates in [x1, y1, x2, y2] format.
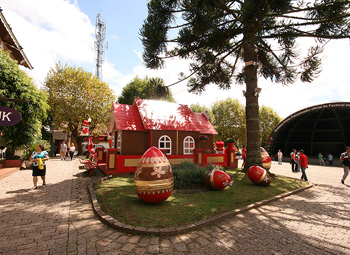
[82, 143, 106, 157]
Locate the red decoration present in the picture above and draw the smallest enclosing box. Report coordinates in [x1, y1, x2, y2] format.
[82, 127, 89, 134]
[134, 147, 173, 204]
[88, 137, 94, 153]
[215, 141, 224, 150]
[204, 169, 232, 190]
[260, 147, 272, 170]
[247, 166, 271, 186]
[83, 120, 90, 126]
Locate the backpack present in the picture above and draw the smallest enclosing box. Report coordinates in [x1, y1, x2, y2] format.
[341, 153, 350, 166]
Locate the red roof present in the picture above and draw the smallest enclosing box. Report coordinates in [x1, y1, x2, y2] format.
[112, 99, 217, 134]
[112, 103, 145, 131]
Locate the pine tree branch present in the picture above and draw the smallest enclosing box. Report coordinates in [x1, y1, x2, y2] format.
[212, 0, 241, 20]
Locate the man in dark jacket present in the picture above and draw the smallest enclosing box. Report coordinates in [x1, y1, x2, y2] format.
[340, 147, 350, 184]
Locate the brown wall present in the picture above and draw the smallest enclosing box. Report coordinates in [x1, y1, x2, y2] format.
[198, 135, 214, 154]
[121, 130, 149, 155]
[151, 130, 177, 154]
[151, 130, 214, 155]
[114, 129, 214, 156]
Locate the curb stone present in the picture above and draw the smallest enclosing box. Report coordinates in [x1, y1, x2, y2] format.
[88, 177, 313, 236]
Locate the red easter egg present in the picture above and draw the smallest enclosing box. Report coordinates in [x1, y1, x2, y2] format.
[134, 147, 173, 204]
[205, 169, 232, 190]
[247, 166, 271, 186]
[260, 147, 272, 170]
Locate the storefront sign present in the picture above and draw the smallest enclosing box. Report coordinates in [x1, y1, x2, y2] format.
[0, 106, 22, 126]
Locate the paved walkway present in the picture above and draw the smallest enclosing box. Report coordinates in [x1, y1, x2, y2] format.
[0, 158, 349, 254]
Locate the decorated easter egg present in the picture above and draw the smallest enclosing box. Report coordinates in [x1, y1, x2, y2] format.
[247, 166, 271, 186]
[260, 147, 272, 170]
[134, 147, 173, 204]
[205, 169, 232, 190]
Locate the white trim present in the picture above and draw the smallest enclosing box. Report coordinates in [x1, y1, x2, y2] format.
[183, 136, 195, 154]
[117, 133, 121, 150]
[158, 135, 172, 155]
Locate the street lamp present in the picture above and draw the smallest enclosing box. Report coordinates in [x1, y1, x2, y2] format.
[88, 117, 92, 152]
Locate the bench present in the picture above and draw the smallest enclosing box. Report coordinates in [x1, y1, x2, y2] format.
[85, 161, 97, 176]
[80, 152, 98, 175]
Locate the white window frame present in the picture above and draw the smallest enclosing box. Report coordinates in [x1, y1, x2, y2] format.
[158, 135, 172, 155]
[117, 134, 121, 151]
[183, 136, 195, 154]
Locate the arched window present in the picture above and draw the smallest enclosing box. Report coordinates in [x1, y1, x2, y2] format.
[158, 135, 172, 155]
[183, 136, 195, 154]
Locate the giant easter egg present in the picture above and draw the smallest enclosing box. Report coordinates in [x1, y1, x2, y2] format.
[260, 147, 272, 170]
[134, 147, 173, 204]
[205, 169, 232, 190]
[247, 166, 271, 186]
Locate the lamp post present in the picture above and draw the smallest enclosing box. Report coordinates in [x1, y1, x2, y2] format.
[88, 117, 92, 151]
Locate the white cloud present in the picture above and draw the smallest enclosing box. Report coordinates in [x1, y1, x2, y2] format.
[2, 0, 95, 86]
[3, 1, 350, 120]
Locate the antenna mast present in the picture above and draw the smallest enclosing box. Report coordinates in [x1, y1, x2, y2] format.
[95, 12, 107, 81]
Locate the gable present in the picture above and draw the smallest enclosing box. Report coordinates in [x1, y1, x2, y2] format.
[112, 103, 145, 131]
[134, 99, 217, 134]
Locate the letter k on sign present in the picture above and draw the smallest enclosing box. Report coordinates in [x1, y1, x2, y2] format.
[0, 106, 21, 126]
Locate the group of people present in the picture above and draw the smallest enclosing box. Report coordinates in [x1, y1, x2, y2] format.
[317, 153, 334, 166]
[59, 141, 76, 161]
[282, 148, 349, 185]
[289, 149, 309, 182]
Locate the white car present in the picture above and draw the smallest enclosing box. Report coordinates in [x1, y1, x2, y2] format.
[82, 143, 106, 157]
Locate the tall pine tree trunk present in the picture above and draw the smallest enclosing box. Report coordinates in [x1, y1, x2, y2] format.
[242, 29, 262, 172]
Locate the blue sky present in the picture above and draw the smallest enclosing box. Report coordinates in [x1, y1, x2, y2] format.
[2, 0, 350, 118]
[77, 0, 148, 76]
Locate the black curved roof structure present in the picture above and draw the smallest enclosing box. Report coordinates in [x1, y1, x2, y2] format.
[268, 102, 350, 157]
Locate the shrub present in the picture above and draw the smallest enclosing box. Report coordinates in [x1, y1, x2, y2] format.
[172, 161, 224, 189]
[21, 139, 51, 161]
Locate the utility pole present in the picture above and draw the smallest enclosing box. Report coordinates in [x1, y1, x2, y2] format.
[94, 12, 107, 81]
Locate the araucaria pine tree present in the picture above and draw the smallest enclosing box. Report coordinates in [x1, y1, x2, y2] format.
[140, 0, 350, 170]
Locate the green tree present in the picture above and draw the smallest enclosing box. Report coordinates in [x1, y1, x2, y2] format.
[0, 49, 49, 156]
[43, 63, 116, 154]
[211, 98, 246, 146]
[140, 0, 350, 170]
[259, 106, 281, 148]
[118, 76, 175, 105]
[190, 103, 214, 122]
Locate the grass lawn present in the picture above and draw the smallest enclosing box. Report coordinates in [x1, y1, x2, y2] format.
[94, 169, 307, 229]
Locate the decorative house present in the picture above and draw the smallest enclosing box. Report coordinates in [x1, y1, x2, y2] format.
[92, 98, 237, 176]
[108, 98, 217, 156]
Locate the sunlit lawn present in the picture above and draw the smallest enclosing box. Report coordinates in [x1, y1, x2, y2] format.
[94, 169, 307, 228]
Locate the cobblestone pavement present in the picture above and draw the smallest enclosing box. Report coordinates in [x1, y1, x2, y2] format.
[0, 158, 349, 254]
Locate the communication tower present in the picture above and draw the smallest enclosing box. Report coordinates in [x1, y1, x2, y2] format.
[95, 12, 107, 81]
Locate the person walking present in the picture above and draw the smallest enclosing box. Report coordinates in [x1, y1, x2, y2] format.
[299, 149, 308, 183]
[69, 143, 76, 160]
[277, 150, 283, 164]
[29, 144, 49, 190]
[328, 153, 333, 166]
[296, 151, 301, 172]
[290, 149, 297, 172]
[318, 152, 325, 166]
[60, 141, 67, 160]
[340, 147, 350, 184]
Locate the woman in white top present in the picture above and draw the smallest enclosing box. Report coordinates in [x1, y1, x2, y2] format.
[69, 143, 76, 160]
